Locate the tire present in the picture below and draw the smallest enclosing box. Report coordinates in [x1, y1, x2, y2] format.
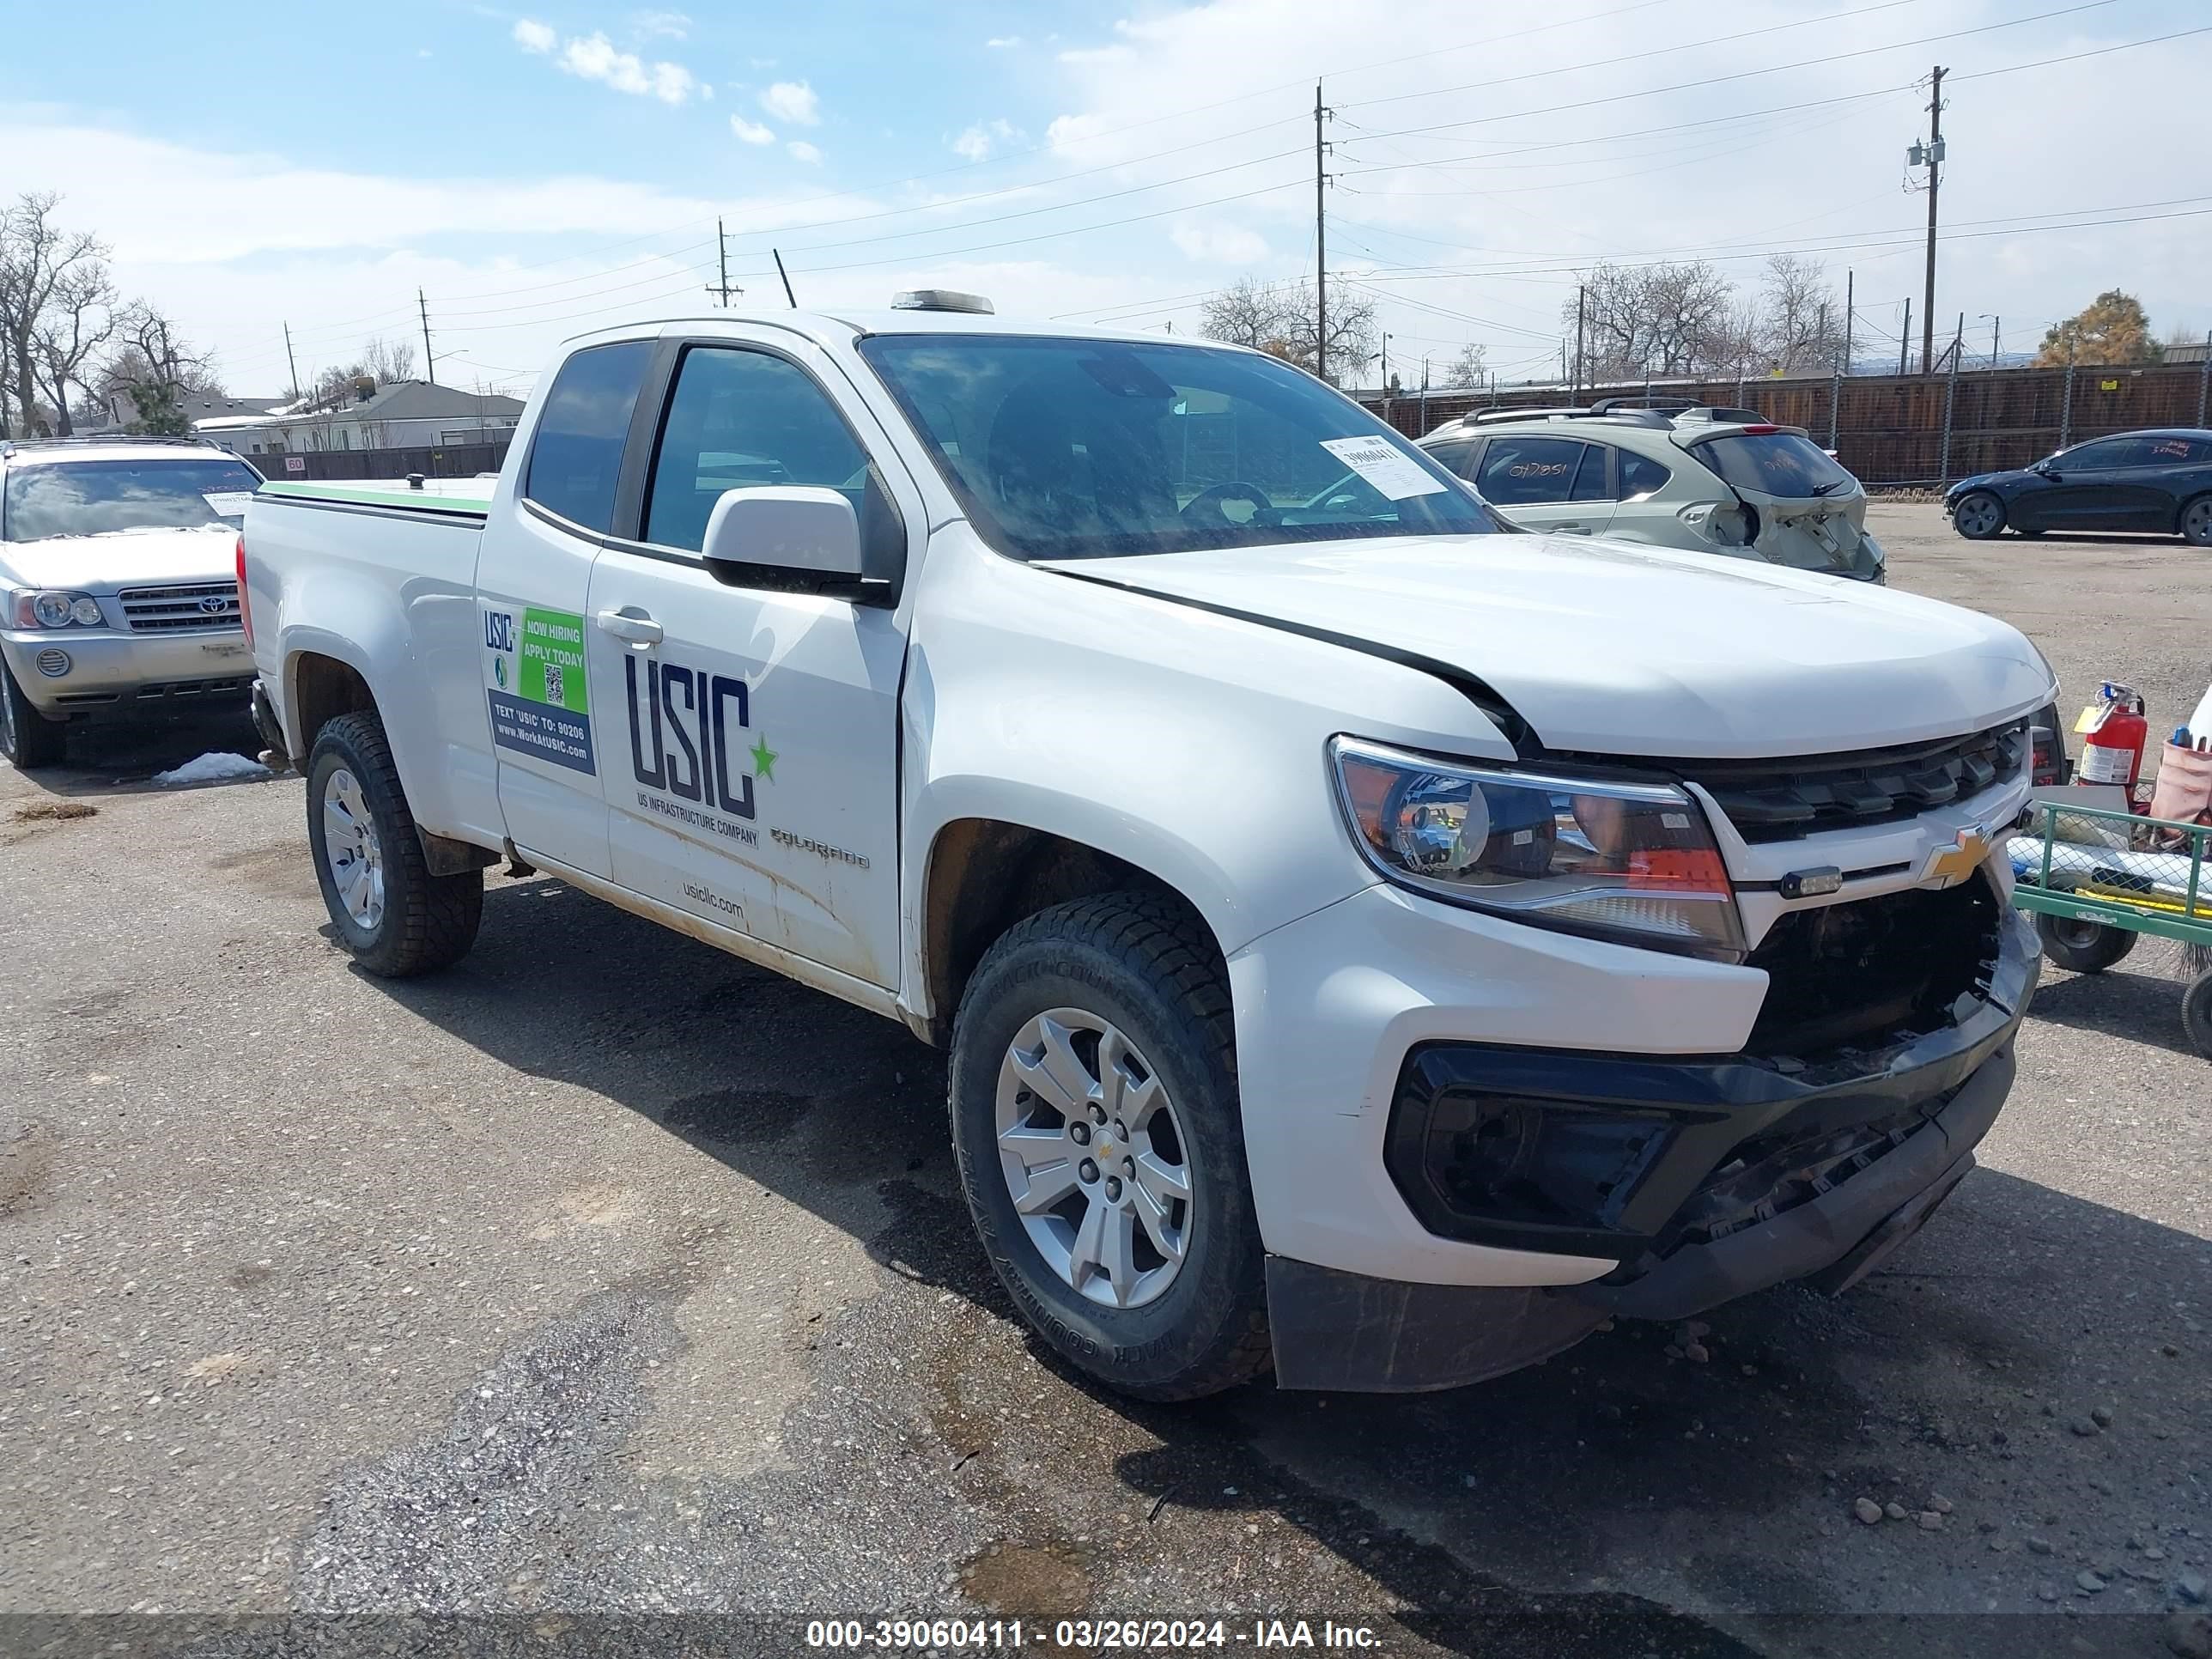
[1951, 490, 2006, 540]
[305, 710, 482, 976]
[0, 657, 68, 769]
[2036, 913, 2136, 975]
[2179, 494, 2212, 549]
[949, 892, 1270, 1401]
[2184, 973, 2212, 1062]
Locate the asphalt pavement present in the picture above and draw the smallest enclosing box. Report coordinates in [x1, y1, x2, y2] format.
[2, 504, 2207, 1658]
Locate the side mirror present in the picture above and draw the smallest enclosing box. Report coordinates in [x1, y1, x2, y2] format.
[2032, 460, 2056, 478]
[701, 484, 866, 589]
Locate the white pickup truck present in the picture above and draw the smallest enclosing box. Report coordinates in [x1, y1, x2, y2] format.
[243, 295, 2053, 1399]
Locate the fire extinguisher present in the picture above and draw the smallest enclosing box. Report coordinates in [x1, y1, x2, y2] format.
[2078, 683, 2148, 792]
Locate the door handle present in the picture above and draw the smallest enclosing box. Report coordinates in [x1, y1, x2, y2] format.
[595, 609, 663, 646]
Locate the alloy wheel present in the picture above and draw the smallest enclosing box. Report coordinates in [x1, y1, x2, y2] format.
[2184, 497, 2212, 546]
[320, 766, 386, 930]
[1954, 494, 2003, 538]
[995, 1007, 1193, 1310]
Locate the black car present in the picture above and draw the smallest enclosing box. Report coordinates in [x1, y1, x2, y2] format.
[1946, 428, 2212, 545]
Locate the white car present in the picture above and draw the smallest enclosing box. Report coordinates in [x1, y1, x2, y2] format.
[242, 298, 2049, 1398]
[2, 437, 262, 768]
[1418, 399, 1886, 582]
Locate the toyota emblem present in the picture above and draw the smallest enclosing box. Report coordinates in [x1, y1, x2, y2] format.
[199, 594, 231, 616]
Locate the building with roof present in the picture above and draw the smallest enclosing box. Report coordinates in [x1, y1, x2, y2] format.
[192, 380, 526, 457]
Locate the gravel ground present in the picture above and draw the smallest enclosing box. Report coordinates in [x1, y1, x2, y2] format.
[2, 507, 2207, 1658]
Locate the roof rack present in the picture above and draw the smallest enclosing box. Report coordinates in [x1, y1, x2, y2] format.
[0, 434, 223, 459]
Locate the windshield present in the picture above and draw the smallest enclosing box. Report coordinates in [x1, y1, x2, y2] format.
[1691, 432, 1856, 499]
[857, 335, 1497, 560]
[3, 458, 261, 542]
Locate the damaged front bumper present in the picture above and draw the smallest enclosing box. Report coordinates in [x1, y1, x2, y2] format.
[1266, 902, 2037, 1392]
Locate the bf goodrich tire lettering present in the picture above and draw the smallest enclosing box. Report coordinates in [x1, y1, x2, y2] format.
[950, 893, 1269, 1401]
[304, 711, 483, 977]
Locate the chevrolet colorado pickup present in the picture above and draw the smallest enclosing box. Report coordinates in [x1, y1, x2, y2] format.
[242, 295, 2051, 1399]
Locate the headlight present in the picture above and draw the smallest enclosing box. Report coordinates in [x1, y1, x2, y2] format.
[1329, 737, 1745, 960]
[11, 590, 105, 629]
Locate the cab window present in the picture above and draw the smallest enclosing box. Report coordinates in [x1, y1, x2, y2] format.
[524, 341, 653, 533]
[641, 346, 872, 554]
[1476, 438, 1583, 506]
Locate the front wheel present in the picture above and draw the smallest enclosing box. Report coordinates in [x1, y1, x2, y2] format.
[1951, 490, 2006, 540]
[950, 893, 1270, 1401]
[0, 658, 68, 769]
[2036, 913, 2136, 975]
[2179, 494, 2212, 549]
[305, 711, 483, 976]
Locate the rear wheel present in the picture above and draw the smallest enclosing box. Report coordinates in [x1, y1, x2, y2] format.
[1952, 491, 2006, 540]
[2179, 494, 2212, 549]
[306, 711, 482, 976]
[0, 658, 68, 769]
[2183, 973, 2212, 1061]
[2036, 913, 2136, 975]
[949, 892, 1269, 1401]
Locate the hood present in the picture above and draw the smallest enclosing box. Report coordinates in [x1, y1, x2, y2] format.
[1042, 532, 2055, 759]
[1, 526, 239, 592]
[1946, 468, 2033, 497]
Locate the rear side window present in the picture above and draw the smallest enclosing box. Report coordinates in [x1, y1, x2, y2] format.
[1620, 452, 1672, 500]
[2140, 435, 2207, 465]
[1476, 437, 1583, 505]
[1570, 445, 1611, 501]
[1692, 432, 1853, 497]
[525, 341, 653, 532]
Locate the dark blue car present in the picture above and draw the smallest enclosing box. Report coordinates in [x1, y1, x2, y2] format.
[1946, 428, 2212, 546]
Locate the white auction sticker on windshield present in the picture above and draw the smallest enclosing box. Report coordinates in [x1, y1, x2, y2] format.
[1318, 435, 1447, 501]
[202, 491, 254, 518]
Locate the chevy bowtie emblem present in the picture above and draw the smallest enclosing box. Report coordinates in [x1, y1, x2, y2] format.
[1923, 828, 1993, 887]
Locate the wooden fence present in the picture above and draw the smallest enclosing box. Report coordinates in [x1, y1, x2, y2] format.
[255, 440, 511, 482]
[1362, 360, 2212, 486]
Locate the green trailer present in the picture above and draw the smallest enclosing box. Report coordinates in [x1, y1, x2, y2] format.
[2008, 797, 2212, 1058]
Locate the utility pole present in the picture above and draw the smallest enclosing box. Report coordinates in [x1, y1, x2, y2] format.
[1574, 283, 1586, 402]
[1917, 65, 1946, 376]
[1899, 297, 1911, 378]
[418, 289, 436, 386]
[1314, 82, 1329, 384]
[1842, 270, 1855, 374]
[283, 323, 301, 403]
[707, 218, 741, 307]
[1989, 313, 2001, 369]
[772, 248, 797, 308]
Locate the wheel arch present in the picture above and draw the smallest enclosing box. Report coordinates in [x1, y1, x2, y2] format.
[914, 809, 1234, 1044]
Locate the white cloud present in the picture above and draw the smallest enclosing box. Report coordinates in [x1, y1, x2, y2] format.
[1170, 222, 1269, 265]
[553, 31, 696, 104]
[787, 140, 823, 165]
[985, 35, 1020, 48]
[729, 115, 775, 146]
[951, 118, 1020, 162]
[511, 18, 556, 53]
[760, 80, 819, 125]
[629, 9, 690, 39]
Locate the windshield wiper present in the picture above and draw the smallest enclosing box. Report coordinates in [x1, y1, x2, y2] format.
[1808, 479, 1850, 497]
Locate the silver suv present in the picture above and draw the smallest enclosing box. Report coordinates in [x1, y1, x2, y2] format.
[2, 436, 263, 769]
[1418, 398, 1884, 582]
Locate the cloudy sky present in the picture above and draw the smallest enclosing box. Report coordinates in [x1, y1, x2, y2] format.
[3, 0, 2207, 398]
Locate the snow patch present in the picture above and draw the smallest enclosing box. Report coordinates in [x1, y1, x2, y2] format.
[153, 751, 271, 787]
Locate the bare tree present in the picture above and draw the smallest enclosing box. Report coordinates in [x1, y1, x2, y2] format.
[0, 192, 112, 438]
[1198, 276, 1377, 386]
[33, 258, 118, 435]
[359, 335, 416, 387]
[1755, 254, 1844, 374]
[1571, 260, 1738, 380]
[99, 302, 220, 434]
[1446, 342, 1486, 388]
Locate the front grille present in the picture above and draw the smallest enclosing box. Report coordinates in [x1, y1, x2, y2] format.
[137, 676, 252, 700]
[118, 581, 240, 633]
[1746, 875, 2002, 1054]
[1675, 720, 2029, 842]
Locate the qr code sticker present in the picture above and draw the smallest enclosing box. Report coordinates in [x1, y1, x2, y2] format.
[541, 663, 565, 707]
